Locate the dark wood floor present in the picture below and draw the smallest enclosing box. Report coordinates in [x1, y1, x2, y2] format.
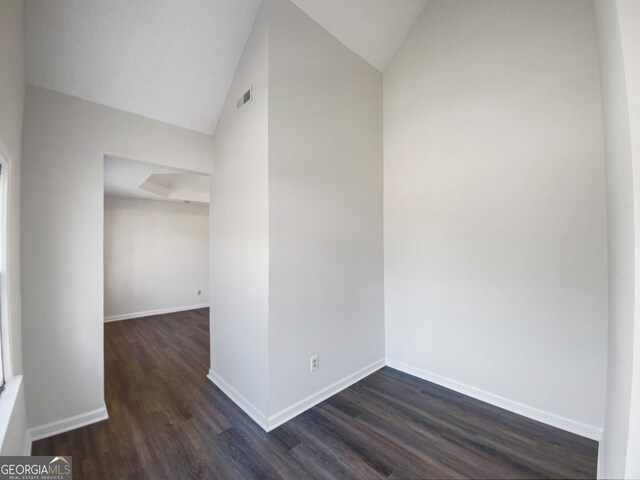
[33, 308, 598, 479]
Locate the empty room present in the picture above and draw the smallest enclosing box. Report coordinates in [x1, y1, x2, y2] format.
[0, 0, 638, 479]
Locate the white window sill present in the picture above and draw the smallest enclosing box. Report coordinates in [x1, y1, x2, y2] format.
[0, 375, 24, 453]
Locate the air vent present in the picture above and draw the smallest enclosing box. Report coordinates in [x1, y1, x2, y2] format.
[236, 87, 253, 109]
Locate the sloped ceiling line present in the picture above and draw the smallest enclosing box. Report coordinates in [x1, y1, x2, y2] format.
[25, 0, 428, 135]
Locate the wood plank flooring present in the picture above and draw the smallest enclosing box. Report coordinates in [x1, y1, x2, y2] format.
[32, 308, 598, 479]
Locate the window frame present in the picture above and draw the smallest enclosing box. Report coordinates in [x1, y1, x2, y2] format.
[0, 147, 13, 392]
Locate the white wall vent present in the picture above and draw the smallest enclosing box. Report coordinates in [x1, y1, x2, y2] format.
[236, 87, 252, 109]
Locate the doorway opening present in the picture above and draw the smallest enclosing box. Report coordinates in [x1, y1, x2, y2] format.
[102, 154, 211, 418]
[103, 155, 210, 324]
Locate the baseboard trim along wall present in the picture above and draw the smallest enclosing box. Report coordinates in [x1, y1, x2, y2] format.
[208, 357, 601, 440]
[104, 303, 210, 323]
[23, 357, 602, 453]
[206, 370, 269, 431]
[597, 441, 606, 478]
[22, 432, 31, 456]
[207, 359, 386, 433]
[267, 358, 386, 431]
[386, 358, 603, 441]
[27, 406, 109, 444]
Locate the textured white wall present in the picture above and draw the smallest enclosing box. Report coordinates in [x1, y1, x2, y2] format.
[21, 86, 213, 430]
[0, 0, 28, 456]
[593, 0, 640, 477]
[267, 0, 385, 417]
[104, 196, 209, 320]
[208, 0, 384, 425]
[209, 4, 270, 421]
[384, 0, 607, 434]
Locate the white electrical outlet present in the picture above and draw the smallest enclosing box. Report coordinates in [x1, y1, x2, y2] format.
[310, 355, 319, 372]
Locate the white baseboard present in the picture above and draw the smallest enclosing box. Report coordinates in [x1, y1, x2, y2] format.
[386, 358, 603, 441]
[22, 432, 31, 456]
[267, 358, 386, 431]
[105, 303, 210, 322]
[207, 359, 385, 433]
[206, 370, 269, 431]
[597, 441, 606, 479]
[28, 406, 109, 442]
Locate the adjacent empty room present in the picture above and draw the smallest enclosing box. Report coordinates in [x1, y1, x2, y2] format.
[103, 156, 210, 323]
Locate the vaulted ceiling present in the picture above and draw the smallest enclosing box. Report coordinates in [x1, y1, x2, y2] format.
[25, 0, 263, 135]
[25, 0, 428, 135]
[289, 0, 428, 71]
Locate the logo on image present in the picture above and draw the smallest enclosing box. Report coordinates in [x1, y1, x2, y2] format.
[0, 456, 72, 480]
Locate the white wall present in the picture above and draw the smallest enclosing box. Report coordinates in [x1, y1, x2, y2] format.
[21, 86, 213, 431]
[267, 0, 385, 419]
[208, 0, 385, 427]
[384, 0, 608, 437]
[209, 3, 270, 424]
[0, 0, 28, 455]
[593, 0, 640, 477]
[104, 196, 209, 320]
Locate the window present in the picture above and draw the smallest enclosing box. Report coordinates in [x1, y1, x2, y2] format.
[0, 163, 4, 394]
[0, 161, 6, 396]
